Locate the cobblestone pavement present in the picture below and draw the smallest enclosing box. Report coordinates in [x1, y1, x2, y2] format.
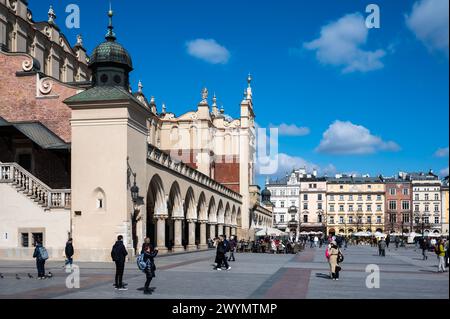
[0, 245, 447, 299]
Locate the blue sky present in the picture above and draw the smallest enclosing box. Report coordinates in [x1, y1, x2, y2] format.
[30, 0, 449, 186]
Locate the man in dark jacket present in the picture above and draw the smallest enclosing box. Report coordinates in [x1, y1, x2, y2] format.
[214, 235, 230, 271]
[228, 236, 237, 262]
[111, 235, 128, 290]
[64, 238, 74, 269]
[33, 240, 47, 279]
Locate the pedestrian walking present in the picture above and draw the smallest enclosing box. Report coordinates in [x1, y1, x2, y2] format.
[33, 239, 49, 279]
[228, 236, 237, 262]
[141, 243, 158, 295]
[111, 235, 128, 290]
[421, 238, 428, 260]
[213, 235, 230, 271]
[386, 235, 390, 248]
[435, 239, 446, 273]
[378, 238, 386, 257]
[64, 238, 74, 269]
[328, 241, 342, 280]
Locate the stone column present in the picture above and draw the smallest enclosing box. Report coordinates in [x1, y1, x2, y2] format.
[173, 218, 184, 253]
[225, 225, 231, 239]
[199, 221, 207, 249]
[187, 220, 197, 251]
[209, 223, 217, 239]
[155, 215, 168, 254]
[217, 223, 224, 237]
[231, 226, 236, 236]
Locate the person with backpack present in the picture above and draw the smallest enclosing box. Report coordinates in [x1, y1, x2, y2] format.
[138, 243, 158, 295]
[111, 235, 128, 290]
[328, 240, 343, 280]
[64, 238, 74, 269]
[421, 238, 428, 260]
[33, 239, 48, 279]
[223, 235, 230, 262]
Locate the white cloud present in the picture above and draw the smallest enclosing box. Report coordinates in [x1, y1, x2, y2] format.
[406, 0, 449, 55]
[270, 153, 336, 177]
[434, 146, 449, 157]
[440, 167, 449, 176]
[269, 123, 310, 136]
[186, 39, 230, 64]
[303, 13, 386, 73]
[316, 120, 401, 155]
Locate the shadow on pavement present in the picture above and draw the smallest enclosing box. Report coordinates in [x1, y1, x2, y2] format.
[315, 273, 330, 280]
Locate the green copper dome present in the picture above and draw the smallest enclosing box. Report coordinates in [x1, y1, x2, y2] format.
[89, 41, 133, 70]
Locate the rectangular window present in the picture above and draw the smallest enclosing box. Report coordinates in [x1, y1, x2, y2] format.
[281, 201, 285, 208]
[389, 201, 397, 210]
[318, 203, 323, 210]
[348, 216, 353, 223]
[367, 204, 372, 212]
[435, 194, 439, 201]
[31, 233, 43, 247]
[402, 201, 410, 210]
[390, 188, 396, 195]
[403, 213, 410, 223]
[415, 194, 419, 201]
[435, 217, 439, 224]
[330, 195, 335, 201]
[329, 205, 335, 212]
[403, 188, 409, 196]
[318, 194, 323, 201]
[357, 204, 363, 212]
[425, 194, 429, 200]
[339, 205, 344, 212]
[339, 195, 344, 201]
[367, 216, 372, 223]
[339, 216, 344, 224]
[415, 205, 419, 212]
[349, 205, 354, 212]
[376, 216, 382, 224]
[349, 195, 353, 201]
[367, 195, 372, 201]
[21, 233, 29, 247]
[358, 195, 363, 201]
[329, 216, 334, 224]
[377, 204, 382, 211]
[424, 216, 429, 224]
[425, 205, 429, 212]
[303, 215, 308, 223]
[434, 204, 439, 212]
[313, 184, 317, 188]
[368, 185, 372, 189]
[291, 201, 295, 206]
[303, 194, 308, 201]
[389, 213, 397, 223]
[303, 203, 308, 210]
[318, 215, 323, 223]
[280, 215, 285, 222]
[377, 195, 382, 201]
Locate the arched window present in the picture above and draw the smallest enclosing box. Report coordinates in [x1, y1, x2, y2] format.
[170, 126, 179, 147]
[93, 188, 106, 211]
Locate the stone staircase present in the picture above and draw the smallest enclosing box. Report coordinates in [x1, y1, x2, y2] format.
[0, 162, 70, 210]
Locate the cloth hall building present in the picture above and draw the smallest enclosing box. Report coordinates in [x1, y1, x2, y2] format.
[0, 1, 272, 261]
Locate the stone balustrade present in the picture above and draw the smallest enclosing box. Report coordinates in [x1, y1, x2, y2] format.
[0, 162, 71, 209]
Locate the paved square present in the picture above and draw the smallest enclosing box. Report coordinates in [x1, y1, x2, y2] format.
[0, 245, 448, 299]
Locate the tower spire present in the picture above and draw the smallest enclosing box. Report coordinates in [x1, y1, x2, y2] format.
[246, 73, 253, 100]
[106, 2, 116, 41]
[48, 5, 57, 25]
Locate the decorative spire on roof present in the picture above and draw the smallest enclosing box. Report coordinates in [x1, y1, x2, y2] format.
[246, 73, 253, 100]
[220, 104, 225, 114]
[162, 103, 167, 114]
[138, 80, 143, 93]
[149, 96, 157, 114]
[48, 5, 56, 24]
[211, 93, 218, 115]
[105, 2, 116, 41]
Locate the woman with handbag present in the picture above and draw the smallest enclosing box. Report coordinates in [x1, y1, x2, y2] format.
[328, 241, 343, 280]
